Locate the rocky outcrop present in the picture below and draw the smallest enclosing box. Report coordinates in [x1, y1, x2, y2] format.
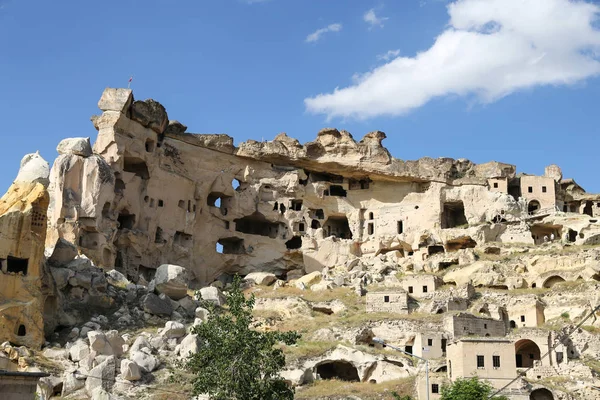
[0, 153, 50, 349]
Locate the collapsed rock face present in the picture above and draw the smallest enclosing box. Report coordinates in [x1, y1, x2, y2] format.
[43, 88, 599, 289]
[0, 153, 50, 349]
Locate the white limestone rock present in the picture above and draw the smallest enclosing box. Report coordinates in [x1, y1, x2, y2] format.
[120, 359, 142, 381]
[57, 137, 93, 157]
[179, 334, 201, 358]
[160, 321, 186, 339]
[130, 350, 160, 373]
[198, 286, 225, 306]
[15, 152, 50, 186]
[244, 272, 277, 286]
[154, 264, 189, 300]
[69, 340, 90, 362]
[87, 331, 113, 356]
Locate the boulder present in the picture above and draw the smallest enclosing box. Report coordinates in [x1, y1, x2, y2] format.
[62, 370, 85, 397]
[177, 296, 198, 316]
[48, 238, 78, 266]
[85, 356, 115, 395]
[130, 99, 168, 134]
[244, 272, 277, 286]
[69, 340, 90, 362]
[179, 334, 201, 358]
[130, 350, 160, 373]
[295, 271, 322, 288]
[198, 286, 225, 306]
[130, 336, 152, 353]
[87, 331, 113, 356]
[105, 330, 125, 357]
[141, 293, 173, 317]
[50, 267, 75, 290]
[165, 120, 187, 135]
[120, 359, 141, 381]
[57, 137, 93, 157]
[160, 321, 186, 339]
[106, 270, 129, 287]
[155, 264, 189, 300]
[97, 87, 133, 113]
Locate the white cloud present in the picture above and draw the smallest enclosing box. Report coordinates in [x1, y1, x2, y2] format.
[364, 8, 389, 29]
[305, 23, 343, 43]
[377, 49, 401, 61]
[305, 0, 600, 120]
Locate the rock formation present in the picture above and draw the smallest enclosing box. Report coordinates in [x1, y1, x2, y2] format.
[0, 152, 50, 349]
[1, 87, 600, 399]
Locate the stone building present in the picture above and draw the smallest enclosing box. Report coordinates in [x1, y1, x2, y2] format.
[444, 313, 507, 339]
[507, 297, 545, 328]
[365, 291, 409, 314]
[413, 332, 448, 360]
[446, 338, 517, 390]
[401, 274, 442, 297]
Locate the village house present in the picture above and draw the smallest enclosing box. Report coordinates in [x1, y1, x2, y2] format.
[402, 274, 442, 297]
[365, 291, 409, 314]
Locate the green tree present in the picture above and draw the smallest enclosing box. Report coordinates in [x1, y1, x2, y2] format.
[440, 377, 509, 400]
[184, 275, 300, 400]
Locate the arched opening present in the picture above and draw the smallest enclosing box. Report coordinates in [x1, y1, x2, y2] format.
[435, 365, 447, 372]
[316, 361, 359, 382]
[510, 320, 516, 329]
[528, 200, 541, 214]
[311, 219, 321, 229]
[17, 324, 26, 337]
[567, 229, 578, 242]
[515, 339, 541, 368]
[369, 212, 374, 220]
[542, 276, 565, 289]
[530, 388, 554, 400]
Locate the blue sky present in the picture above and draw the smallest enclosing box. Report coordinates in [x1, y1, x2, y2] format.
[1, 0, 599, 192]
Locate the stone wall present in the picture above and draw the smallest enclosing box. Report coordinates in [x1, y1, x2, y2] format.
[365, 292, 409, 314]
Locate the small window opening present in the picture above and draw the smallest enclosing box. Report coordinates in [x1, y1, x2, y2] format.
[279, 203, 286, 214]
[520, 315, 525, 322]
[299, 223, 305, 232]
[542, 186, 547, 193]
[273, 202, 278, 211]
[6, 256, 28, 275]
[329, 185, 347, 197]
[397, 221, 403, 234]
[232, 179, 241, 190]
[315, 209, 324, 219]
[422, 285, 428, 293]
[427, 339, 433, 346]
[493, 355, 500, 368]
[311, 220, 321, 229]
[405, 346, 413, 354]
[493, 182, 499, 188]
[158, 200, 164, 207]
[408, 286, 413, 294]
[510, 320, 516, 328]
[384, 295, 390, 303]
[441, 339, 447, 353]
[290, 200, 303, 211]
[367, 223, 374, 235]
[154, 227, 165, 244]
[528, 186, 533, 193]
[145, 139, 155, 153]
[178, 200, 185, 209]
[432, 384, 439, 394]
[477, 355, 484, 368]
[174, 231, 193, 248]
[368, 212, 374, 220]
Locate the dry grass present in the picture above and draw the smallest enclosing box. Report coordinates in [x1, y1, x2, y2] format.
[281, 340, 340, 363]
[295, 377, 415, 400]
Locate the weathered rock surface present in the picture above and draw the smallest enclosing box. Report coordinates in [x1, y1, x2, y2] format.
[57, 137, 93, 157]
[155, 264, 189, 300]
